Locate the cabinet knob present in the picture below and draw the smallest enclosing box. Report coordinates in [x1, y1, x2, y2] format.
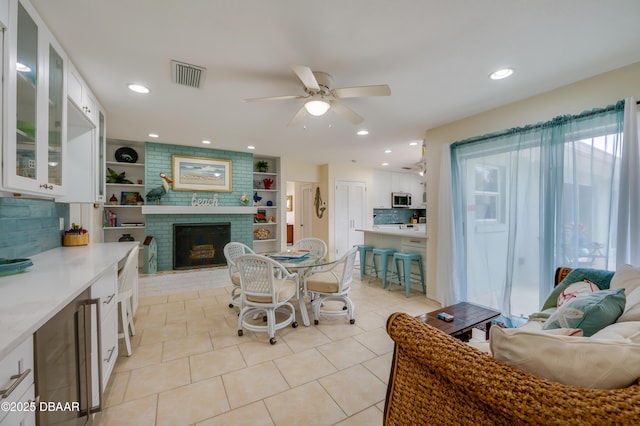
[40, 183, 53, 190]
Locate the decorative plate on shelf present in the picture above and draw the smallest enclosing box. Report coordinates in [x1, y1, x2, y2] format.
[0, 258, 34, 276]
[115, 147, 138, 163]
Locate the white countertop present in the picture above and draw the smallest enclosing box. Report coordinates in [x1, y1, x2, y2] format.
[0, 242, 137, 359]
[356, 226, 427, 238]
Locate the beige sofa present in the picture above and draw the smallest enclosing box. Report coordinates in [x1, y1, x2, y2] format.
[384, 267, 640, 425]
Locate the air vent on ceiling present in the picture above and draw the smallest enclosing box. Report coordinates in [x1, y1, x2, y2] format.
[171, 60, 206, 88]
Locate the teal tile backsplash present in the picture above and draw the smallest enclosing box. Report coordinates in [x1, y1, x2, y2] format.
[0, 198, 69, 258]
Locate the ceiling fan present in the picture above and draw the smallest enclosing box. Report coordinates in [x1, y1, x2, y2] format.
[243, 65, 391, 127]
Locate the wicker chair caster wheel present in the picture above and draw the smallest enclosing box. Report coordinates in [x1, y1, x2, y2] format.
[237, 330, 243, 336]
[343, 305, 348, 310]
[229, 303, 234, 308]
[269, 337, 277, 345]
[350, 319, 355, 324]
[292, 322, 298, 328]
[314, 320, 319, 325]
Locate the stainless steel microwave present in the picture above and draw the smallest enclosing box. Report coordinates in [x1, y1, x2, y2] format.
[392, 192, 411, 208]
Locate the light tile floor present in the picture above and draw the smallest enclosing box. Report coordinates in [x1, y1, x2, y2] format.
[99, 267, 441, 426]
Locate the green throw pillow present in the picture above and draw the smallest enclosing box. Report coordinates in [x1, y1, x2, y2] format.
[542, 288, 626, 337]
[541, 268, 615, 311]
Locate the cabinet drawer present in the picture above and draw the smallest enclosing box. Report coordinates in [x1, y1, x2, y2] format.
[91, 265, 117, 317]
[101, 309, 118, 390]
[401, 236, 426, 249]
[0, 384, 36, 426]
[0, 338, 34, 422]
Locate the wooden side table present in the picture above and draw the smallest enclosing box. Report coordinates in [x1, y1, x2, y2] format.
[415, 302, 500, 341]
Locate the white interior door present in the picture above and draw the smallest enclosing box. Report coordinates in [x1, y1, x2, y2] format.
[301, 184, 312, 239]
[335, 180, 366, 257]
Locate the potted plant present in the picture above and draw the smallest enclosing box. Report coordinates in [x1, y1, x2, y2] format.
[255, 160, 269, 173]
[106, 168, 133, 184]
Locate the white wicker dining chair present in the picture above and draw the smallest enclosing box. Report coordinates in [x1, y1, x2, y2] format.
[304, 246, 358, 325]
[223, 242, 254, 309]
[296, 237, 328, 256]
[236, 254, 299, 344]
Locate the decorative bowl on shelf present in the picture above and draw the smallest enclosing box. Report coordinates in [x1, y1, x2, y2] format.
[254, 228, 271, 240]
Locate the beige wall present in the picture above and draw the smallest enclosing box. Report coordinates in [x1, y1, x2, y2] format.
[424, 61, 640, 300]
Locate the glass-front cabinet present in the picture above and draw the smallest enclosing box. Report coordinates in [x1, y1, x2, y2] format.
[3, 0, 67, 197]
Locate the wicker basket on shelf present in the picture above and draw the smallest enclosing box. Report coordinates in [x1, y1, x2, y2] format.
[253, 228, 271, 240]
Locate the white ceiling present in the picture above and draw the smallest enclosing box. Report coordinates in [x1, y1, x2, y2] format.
[30, 0, 640, 173]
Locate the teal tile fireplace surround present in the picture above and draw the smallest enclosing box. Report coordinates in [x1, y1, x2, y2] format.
[0, 198, 69, 259]
[144, 142, 254, 271]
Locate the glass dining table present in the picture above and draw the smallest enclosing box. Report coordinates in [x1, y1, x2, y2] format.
[267, 251, 341, 326]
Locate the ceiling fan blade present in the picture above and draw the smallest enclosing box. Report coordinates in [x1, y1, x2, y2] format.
[243, 95, 304, 103]
[291, 64, 320, 91]
[329, 100, 364, 125]
[332, 84, 391, 99]
[287, 105, 307, 127]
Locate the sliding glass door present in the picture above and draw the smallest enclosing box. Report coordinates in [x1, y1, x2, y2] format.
[451, 103, 624, 323]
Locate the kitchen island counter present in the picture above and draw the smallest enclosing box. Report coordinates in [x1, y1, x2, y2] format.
[356, 226, 429, 296]
[356, 225, 427, 239]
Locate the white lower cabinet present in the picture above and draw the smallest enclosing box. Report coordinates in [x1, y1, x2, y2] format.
[0, 337, 35, 425]
[90, 264, 118, 400]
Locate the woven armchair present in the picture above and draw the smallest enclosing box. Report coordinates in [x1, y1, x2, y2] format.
[384, 312, 640, 425]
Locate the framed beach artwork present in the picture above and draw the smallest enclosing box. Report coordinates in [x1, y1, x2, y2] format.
[172, 155, 232, 192]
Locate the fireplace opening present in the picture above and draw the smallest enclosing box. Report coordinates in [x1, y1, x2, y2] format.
[173, 222, 231, 270]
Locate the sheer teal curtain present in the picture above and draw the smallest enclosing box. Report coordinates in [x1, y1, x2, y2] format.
[450, 102, 625, 322]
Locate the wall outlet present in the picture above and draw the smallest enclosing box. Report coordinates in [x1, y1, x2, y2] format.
[59, 217, 65, 231]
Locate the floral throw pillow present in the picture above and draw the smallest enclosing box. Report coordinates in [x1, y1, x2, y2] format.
[557, 279, 598, 308]
[543, 288, 626, 337]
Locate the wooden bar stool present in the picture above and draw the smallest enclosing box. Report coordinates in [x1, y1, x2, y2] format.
[368, 248, 396, 287]
[355, 244, 374, 279]
[388, 252, 425, 297]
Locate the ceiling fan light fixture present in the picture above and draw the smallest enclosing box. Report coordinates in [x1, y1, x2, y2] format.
[304, 100, 330, 116]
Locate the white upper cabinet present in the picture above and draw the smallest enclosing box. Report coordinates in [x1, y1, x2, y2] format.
[372, 170, 391, 208]
[373, 170, 423, 208]
[68, 62, 98, 126]
[3, 0, 67, 197]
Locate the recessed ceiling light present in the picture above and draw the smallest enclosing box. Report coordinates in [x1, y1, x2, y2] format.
[357, 130, 369, 136]
[128, 83, 150, 94]
[384, 149, 392, 154]
[148, 133, 159, 138]
[409, 141, 418, 146]
[382, 162, 389, 166]
[489, 68, 514, 80]
[247, 145, 255, 150]
[16, 62, 31, 72]
[202, 140, 211, 144]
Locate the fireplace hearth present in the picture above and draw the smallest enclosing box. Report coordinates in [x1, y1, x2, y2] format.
[173, 222, 231, 270]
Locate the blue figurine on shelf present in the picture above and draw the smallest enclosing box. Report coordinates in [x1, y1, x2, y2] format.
[253, 191, 262, 206]
[146, 173, 173, 204]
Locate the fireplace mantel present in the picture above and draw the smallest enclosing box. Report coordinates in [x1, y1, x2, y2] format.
[142, 206, 257, 215]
